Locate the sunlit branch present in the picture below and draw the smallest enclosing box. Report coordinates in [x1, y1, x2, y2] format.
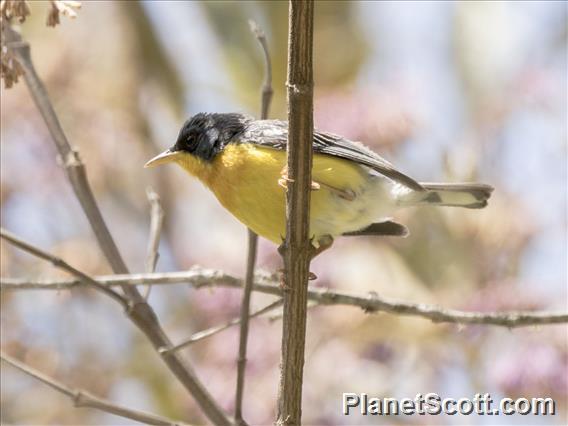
[277, 2, 315, 424]
[3, 24, 232, 426]
[234, 19, 275, 426]
[2, 269, 566, 328]
[0, 228, 127, 308]
[161, 299, 283, 355]
[1, 352, 190, 426]
[144, 187, 165, 300]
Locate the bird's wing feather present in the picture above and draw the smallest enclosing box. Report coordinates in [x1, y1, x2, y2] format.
[342, 220, 409, 237]
[241, 120, 424, 191]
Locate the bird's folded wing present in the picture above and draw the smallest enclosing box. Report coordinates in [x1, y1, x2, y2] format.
[243, 120, 424, 192]
[312, 132, 424, 191]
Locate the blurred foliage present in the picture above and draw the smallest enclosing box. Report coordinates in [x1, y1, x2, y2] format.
[120, 0, 185, 116]
[201, 0, 368, 116]
[1, 1, 566, 425]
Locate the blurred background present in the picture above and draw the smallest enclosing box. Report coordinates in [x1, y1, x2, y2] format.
[1, 1, 566, 425]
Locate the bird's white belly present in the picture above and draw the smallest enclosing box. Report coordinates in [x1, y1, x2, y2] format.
[311, 174, 400, 238]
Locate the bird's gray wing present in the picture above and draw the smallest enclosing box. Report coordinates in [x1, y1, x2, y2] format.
[242, 120, 424, 191]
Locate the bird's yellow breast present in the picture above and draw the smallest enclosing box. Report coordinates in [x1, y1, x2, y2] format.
[175, 143, 372, 244]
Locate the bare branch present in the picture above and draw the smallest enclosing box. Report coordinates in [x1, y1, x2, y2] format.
[0, 228, 127, 307]
[1, 352, 190, 426]
[3, 25, 132, 281]
[3, 270, 566, 328]
[235, 229, 257, 426]
[234, 20, 275, 426]
[266, 301, 318, 323]
[277, 2, 315, 424]
[144, 187, 165, 300]
[3, 24, 232, 425]
[162, 299, 283, 355]
[248, 19, 274, 119]
[0, 229, 232, 425]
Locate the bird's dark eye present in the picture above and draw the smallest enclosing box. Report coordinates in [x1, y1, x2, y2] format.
[183, 135, 195, 150]
[174, 127, 198, 153]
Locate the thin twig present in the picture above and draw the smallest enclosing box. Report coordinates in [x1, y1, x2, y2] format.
[249, 20, 274, 119]
[3, 24, 232, 426]
[0, 228, 127, 308]
[277, 2, 315, 424]
[161, 299, 283, 355]
[235, 228, 256, 426]
[144, 187, 165, 300]
[3, 25, 133, 286]
[234, 20, 275, 426]
[1, 352, 190, 426]
[267, 300, 318, 323]
[0, 229, 232, 425]
[2, 269, 568, 328]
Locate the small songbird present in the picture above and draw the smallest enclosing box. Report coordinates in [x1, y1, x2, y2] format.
[145, 113, 492, 256]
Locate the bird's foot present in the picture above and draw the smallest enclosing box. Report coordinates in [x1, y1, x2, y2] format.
[310, 234, 334, 260]
[278, 175, 294, 190]
[278, 171, 320, 191]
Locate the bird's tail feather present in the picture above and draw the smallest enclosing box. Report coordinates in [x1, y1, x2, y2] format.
[413, 183, 493, 209]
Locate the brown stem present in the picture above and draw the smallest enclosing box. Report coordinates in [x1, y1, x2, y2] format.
[1, 352, 190, 426]
[163, 299, 283, 354]
[0, 228, 232, 426]
[234, 20, 275, 426]
[249, 20, 274, 120]
[234, 228, 257, 426]
[144, 187, 165, 300]
[277, 2, 315, 425]
[2, 269, 567, 328]
[0, 228, 127, 307]
[3, 24, 232, 426]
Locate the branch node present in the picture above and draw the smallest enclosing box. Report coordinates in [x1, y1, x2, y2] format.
[277, 242, 288, 257]
[50, 256, 65, 269]
[72, 390, 85, 407]
[363, 291, 380, 314]
[63, 149, 82, 168]
[158, 346, 171, 355]
[248, 19, 263, 37]
[285, 82, 312, 95]
[125, 300, 136, 315]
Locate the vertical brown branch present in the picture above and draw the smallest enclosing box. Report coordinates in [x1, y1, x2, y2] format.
[234, 229, 256, 426]
[144, 187, 165, 300]
[234, 20, 274, 426]
[3, 24, 232, 426]
[277, 1, 314, 425]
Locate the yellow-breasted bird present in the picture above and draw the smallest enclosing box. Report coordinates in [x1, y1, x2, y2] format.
[145, 113, 492, 255]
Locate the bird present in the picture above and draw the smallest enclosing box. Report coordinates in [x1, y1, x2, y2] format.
[145, 112, 493, 257]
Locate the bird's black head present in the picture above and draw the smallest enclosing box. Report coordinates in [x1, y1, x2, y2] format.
[172, 113, 249, 161]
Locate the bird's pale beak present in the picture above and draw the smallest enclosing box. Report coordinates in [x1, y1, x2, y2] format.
[144, 149, 180, 168]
